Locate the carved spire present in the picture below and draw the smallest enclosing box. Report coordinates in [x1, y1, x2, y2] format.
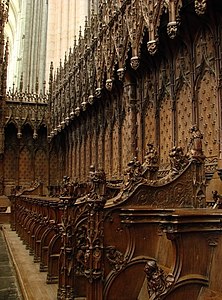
[35, 76, 39, 94]
[78, 26, 82, 44]
[19, 73, 23, 93]
[49, 61, 54, 85]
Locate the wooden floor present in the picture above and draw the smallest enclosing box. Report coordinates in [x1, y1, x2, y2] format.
[2, 224, 58, 300]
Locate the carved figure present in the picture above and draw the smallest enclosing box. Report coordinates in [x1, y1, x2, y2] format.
[95, 87, 102, 98]
[93, 245, 102, 274]
[188, 125, 205, 160]
[144, 259, 174, 299]
[169, 146, 188, 174]
[106, 79, 113, 91]
[60, 175, 70, 197]
[88, 165, 96, 189]
[88, 166, 106, 197]
[75, 225, 87, 274]
[117, 68, 125, 81]
[144, 143, 158, 166]
[130, 56, 140, 70]
[212, 191, 222, 209]
[147, 40, 158, 55]
[167, 21, 178, 39]
[123, 156, 143, 191]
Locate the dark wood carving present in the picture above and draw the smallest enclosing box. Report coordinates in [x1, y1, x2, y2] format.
[6, 1, 222, 300]
[144, 259, 174, 299]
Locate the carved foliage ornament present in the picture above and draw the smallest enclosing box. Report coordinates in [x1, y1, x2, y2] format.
[167, 21, 178, 39]
[106, 246, 126, 272]
[130, 56, 140, 70]
[144, 259, 174, 299]
[84, 202, 105, 282]
[74, 169, 107, 282]
[195, 0, 207, 15]
[147, 39, 159, 56]
[57, 288, 75, 300]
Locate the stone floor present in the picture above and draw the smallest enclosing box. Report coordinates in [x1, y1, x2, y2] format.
[2, 224, 57, 300]
[0, 226, 22, 300]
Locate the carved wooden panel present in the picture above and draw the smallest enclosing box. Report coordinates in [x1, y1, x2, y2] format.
[129, 168, 193, 208]
[142, 75, 156, 144]
[68, 139, 72, 178]
[80, 138, 85, 181]
[75, 136, 79, 179]
[49, 150, 58, 185]
[171, 42, 192, 154]
[19, 146, 34, 186]
[4, 146, 17, 185]
[35, 149, 48, 183]
[112, 122, 119, 178]
[209, 234, 222, 293]
[145, 101, 156, 148]
[195, 27, 218, 158]
[105, 128, 111, 178]
[58, 147, 65, 182]
[159, 96, 172, 165]
[72, 141, 77, 180]
[98, 130, 103, 169]
[91, 130, 96, 168]
[121, 112, 130, 172]
[79, 139, 83, 180]
[85, 134, 91, 177]
[198, 72, 218, 157]
[177, 83, 192, 150]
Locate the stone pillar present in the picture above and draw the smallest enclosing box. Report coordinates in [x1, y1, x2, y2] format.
[45, 0, 89, 81]
[8, 0, 48, 91]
